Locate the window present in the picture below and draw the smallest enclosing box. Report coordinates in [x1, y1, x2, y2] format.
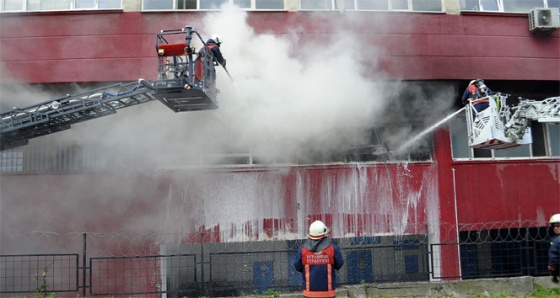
[357, 0, 387, 10]
[200, 0, 227, 9]
[234, 0, 250, 9]
[74, 0, 120, 9]
[548, 123, 560, 157]
[300, 0, 331, 10]
[1, 0, 121, 11]
[502, 0, 544, 13]
[0, 150, 23, 173]
[411, 0, 442, 12]
[461, 0, 557, 12]
[300, 0, 442, 11]
[3, 0, 23, 10]
[390, 0, 408, 10]
[143, 0, 284, 10]
[29, 0, 72, 10]
[480, 0, 499, 11]
[254, 0, 283, 9]
[76, 0, 95, 8]
[176, 0, 195, 9]
[449, 114, 559, 159]
[345, 126, 434, 163]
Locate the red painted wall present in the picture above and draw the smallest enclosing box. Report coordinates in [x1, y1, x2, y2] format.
[453, 160, 560, 225]
[1, 11, 558, 83]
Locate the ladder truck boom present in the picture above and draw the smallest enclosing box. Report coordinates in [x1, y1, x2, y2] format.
[0, 82, 155, 151]
[0, 26, 220, 151]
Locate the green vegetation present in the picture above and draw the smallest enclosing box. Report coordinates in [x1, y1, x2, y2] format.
[531, 283, 560, 297]
[261, 288, 281, 297]
[33, 262, 57, 298]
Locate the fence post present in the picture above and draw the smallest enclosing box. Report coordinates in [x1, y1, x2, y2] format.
[82, 233, 87, 297]
[524, 222, 530, 275]
[200, 232, 205, 296]
[425, 224, 432, 278]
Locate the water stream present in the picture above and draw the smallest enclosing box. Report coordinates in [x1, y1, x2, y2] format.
[395, 107, 466, 154]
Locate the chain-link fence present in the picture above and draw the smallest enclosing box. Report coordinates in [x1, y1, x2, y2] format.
[0, 221, 555, 297]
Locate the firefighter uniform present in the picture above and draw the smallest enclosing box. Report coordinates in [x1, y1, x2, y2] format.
[549, 214, 560, 283]
[294, 221, 344, 298]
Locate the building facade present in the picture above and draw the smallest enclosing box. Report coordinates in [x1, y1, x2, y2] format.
[1, 0, 559, 294]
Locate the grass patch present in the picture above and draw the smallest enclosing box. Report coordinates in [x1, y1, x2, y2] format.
[531, 283, 560, 297]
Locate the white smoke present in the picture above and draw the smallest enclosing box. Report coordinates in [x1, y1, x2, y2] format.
[195, 5, 389, 162]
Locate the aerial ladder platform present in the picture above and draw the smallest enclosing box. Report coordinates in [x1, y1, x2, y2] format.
[0, 26, 220, 151]
[394, 86, 559, 154]
[466, 93, 560, 150]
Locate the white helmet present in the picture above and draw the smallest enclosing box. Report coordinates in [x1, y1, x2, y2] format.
[550, 214, 560, 225]
[309, 220, 328, 239]
[210, 34, 223, 44]
[469, 80, 477, 85]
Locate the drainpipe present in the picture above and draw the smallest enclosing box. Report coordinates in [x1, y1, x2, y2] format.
[452, 168, 462, 279]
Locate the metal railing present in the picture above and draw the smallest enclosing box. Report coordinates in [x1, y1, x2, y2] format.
[0, 254, 79, 294]
[0, 226, 554, 297]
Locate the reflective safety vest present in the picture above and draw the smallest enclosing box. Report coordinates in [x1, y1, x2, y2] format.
[301, 246, 337, 298]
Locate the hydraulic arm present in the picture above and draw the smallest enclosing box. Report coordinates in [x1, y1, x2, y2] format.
[0, 26, 220, 151]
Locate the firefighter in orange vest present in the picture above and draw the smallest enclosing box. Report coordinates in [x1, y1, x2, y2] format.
[461, 79, 493, 113]
[294, 220, 344, 298]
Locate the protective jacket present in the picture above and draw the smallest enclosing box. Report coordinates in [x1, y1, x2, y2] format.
[294, 237, 344, 298]
[206, 39, 225, 65]
[462, 84, 482, 105]
[461, 84, 492, 113]
[549, 234, 560, 276]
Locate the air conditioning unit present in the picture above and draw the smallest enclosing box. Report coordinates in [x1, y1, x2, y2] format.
[529, 8, 560, 33]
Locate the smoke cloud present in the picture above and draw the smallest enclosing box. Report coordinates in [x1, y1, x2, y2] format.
[185, 5, 394, 163]
[0, 5, 458, 167]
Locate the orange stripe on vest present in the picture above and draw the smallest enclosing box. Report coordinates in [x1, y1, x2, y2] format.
[303, 289, 337, 297]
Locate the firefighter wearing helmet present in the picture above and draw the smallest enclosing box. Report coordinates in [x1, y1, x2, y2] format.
[548, 214, 560, 283]
[294, 220, 344, 297]
[205, 34, 226, 67]
[461, 79, 493, 114]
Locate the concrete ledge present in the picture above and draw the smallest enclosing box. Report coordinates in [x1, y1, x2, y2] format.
[357, 276, 533, 297]
[229, 276, 553, 297]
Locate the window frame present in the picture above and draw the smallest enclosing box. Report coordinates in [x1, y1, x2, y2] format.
[460, 0, 557, 13]
[299, 0, 443, 12]
[1, 0, 122, 12]
[141, 0, 285, 11]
